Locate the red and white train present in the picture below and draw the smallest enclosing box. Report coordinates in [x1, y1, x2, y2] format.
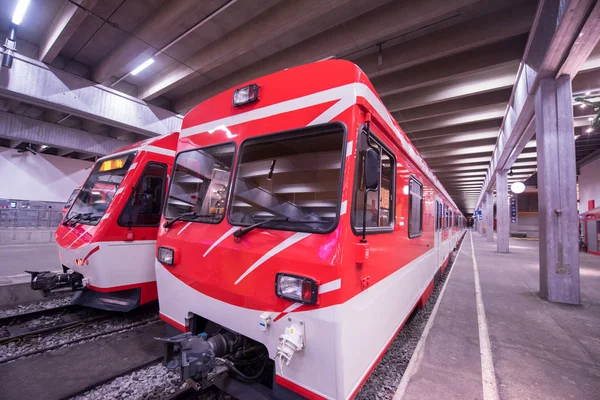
[29, 133, 178, 312]
[155, 60, 465, 399]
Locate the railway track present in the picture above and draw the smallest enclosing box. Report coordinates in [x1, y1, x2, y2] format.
[0, 303, 159, 364]
[0, 304, 110, 346]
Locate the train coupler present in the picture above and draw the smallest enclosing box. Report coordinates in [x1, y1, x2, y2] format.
[26, 270, 86, 296]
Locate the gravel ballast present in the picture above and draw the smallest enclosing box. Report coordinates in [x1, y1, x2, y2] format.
[72, 364, 229, 400]
[0, 308, 158, 362]
[0, 296, 71, 318]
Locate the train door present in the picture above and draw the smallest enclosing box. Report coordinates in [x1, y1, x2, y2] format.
[434, 198, 442, 267]
[587, 219, 598, 253]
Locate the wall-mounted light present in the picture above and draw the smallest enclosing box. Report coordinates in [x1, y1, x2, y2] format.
[12, 0, 30, 25]
[130, 58, 155, 76]
[511, 182, 525, 194]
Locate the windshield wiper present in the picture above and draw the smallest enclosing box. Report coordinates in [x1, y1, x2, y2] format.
[78, 215, 102, 223]
[62, 212, 92, 226]
[163, 212, 217, 229]
[233, 217, 329, 239]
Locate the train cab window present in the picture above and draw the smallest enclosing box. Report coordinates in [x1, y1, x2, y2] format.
[352, 130, 395, 231]
[119, 163, 167, 227]
[408, 176, 423, 238]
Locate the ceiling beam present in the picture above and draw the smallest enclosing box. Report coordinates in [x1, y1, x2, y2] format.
[354, 2, 535, 78]
[0, 110, 131, 156]
[394, 88, 511, 122]
[400, 103, 506, 133]
[172, 0, 488, 113]
[421, 144, 495, 159]
[93, 0, 244, 84]
[38, 0, 98, 64]
[413, 129, 499, 148]
[0, 53, 182, 137]
[373, 35, 527, 97]
[138, 0, 382, 100]
[384, 62, 519, 111]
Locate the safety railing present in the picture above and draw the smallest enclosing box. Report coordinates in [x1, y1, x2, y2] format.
[0, 209, 64, 229]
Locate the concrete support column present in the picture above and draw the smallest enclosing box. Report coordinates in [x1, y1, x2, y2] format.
[485, 191, 494, 242]
[496, 170, 509, 253]
[534, 76, 579, 304]
[479, 201, 485, 235]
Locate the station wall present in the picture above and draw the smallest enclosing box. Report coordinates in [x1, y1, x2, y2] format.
[0, 147, 92, 203]
[580, 157, 600, 212]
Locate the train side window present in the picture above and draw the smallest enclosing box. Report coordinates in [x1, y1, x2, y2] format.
[434, 200, 439, 231]
[352, 130, 395, 232]
[438, 201, 443, 231]
[408, 176, 423, 238]
[444, 204, 448, 229]
[119, 163, 167, 227]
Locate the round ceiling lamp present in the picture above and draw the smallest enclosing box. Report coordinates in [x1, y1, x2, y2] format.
[511, 181, 525, 194]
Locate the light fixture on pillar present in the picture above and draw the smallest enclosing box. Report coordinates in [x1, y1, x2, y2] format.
[130, 58, 155, 76]
[508, 168, 514, 177]
[2, 23, 17, 69]
[377, 43, 383, 67]
[511, 181, 525, 194]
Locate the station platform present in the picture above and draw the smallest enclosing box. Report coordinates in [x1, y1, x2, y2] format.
[395, 230, 600, 400]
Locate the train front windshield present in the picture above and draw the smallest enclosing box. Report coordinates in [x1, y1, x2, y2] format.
[67, 153, 136, 225]
[229, 124, 345, 233]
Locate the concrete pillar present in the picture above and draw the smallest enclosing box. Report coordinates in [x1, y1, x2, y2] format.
[479, 201, 485, 235]
[485, 191, 494, 242]
[496, 170, 509, 253]
[534, 76, 579, 305]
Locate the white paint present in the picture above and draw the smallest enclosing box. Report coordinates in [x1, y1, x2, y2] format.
[203, 226, 238, 257]
[340, 200, 348, 216]
[177, 222, 192, 235]
[0, 146, 91, 202]
[470, 231, 500, 400]
[579, 157, 600, 211]
[60, 240, 158, 288]
[346, 141, 353, 157]
[234, 232, 312, 285]
[319, 278, 341, 294]
[393, 237, 464, 400]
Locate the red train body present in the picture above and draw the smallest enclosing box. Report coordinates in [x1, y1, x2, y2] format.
[30, 133, 178, 311]
[155, 60, 465, 399]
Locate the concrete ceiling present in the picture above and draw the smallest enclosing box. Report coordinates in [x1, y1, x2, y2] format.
[2, 0, 600, 214]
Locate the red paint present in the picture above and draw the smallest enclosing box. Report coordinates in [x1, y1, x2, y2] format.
[588, 200, 595, 211]
[160, 312, 188, 332]
[588, 250, 600, 256]
[418, 279, 435, 308]
[275, 376, 328, 400]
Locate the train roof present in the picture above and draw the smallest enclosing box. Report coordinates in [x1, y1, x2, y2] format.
[180, 60, 459, 212]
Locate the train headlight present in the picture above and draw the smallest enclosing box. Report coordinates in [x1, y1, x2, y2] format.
[158, 246, 175, 265]
[275, 273, 318, 305]
[233, 83, 259, 107]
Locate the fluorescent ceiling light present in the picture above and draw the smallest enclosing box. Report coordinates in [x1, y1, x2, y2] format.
[130, 58, 155, 76]
[12, 0, 31, 25]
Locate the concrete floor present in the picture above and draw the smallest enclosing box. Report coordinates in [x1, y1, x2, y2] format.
[0, 242, 60, 277]
[396, 230, 600, 400]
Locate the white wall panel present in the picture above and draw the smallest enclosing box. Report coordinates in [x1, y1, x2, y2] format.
[0, 146, 91, 202]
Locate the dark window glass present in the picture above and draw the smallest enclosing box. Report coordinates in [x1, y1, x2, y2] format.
[119, 163, 167, 227]
[165, 143, 235, 224]
[352, 131, 395, 231]
[230, 124, 345, 233]
[408, 176, 423, 238]
[67, 152, 136, 225]
[434, 200, 439, 231]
